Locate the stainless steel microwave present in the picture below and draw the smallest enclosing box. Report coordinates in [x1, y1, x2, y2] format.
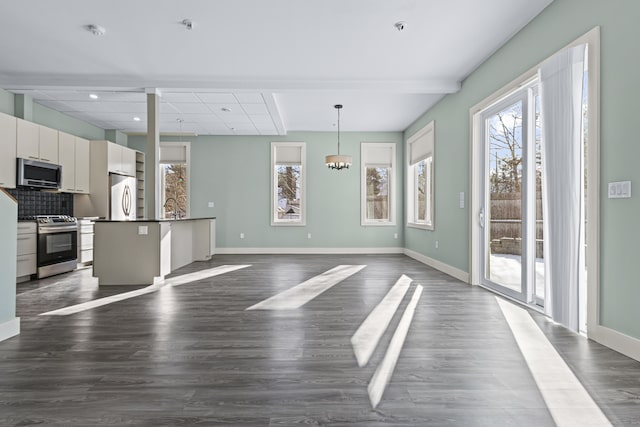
[16, 158, 62, 189]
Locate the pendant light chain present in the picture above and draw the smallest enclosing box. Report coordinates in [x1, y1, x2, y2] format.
[337, 105, 341, 155]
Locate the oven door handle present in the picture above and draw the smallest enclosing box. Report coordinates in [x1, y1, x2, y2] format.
[38, 225, 78, 234]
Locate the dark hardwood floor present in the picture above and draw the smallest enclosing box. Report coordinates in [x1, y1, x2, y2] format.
[1, 254, 639, 426]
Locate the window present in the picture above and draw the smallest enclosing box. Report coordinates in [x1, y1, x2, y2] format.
[271, 142, 305, 226]
[361, 142, 396, 225]
[407, 120, 435, 229]
[159, 142, 190, 219]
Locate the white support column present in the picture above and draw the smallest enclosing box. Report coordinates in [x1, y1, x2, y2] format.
[146, 89, 161, 219]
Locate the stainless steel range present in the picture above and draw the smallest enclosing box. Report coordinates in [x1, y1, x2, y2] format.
[27, 215, 78, 279]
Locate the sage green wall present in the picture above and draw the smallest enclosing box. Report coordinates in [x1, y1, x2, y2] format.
[0, 88, 15, 115]
[105, 129, 129, 146]
[0, 191, 17, 325]
[404, 0, 640, 339]
[129, 131, 404, 249]
[32, 103, 105, 140]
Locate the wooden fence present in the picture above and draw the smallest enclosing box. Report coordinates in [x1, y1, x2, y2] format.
[490, 193, 544, 258]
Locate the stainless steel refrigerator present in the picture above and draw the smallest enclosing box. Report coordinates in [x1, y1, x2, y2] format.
[109, 173, 136, 220]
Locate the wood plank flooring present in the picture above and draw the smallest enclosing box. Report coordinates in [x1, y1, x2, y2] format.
[1, 254, 639, 426]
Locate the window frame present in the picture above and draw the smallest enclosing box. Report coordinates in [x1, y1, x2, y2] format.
[271, 142, 306, 226]
[158, 141, 190, 219]
[406, 121, 435, 230]
[360, 142, 396, 226]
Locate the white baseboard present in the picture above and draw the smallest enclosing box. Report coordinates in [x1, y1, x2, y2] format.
[0, 317, 20, 342]
[403, 248, 470, 283]
[216, 247, 405, 255]
[589, 324, 640, 362]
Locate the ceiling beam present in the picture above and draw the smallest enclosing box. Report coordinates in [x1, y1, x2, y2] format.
[0, 78, 461, 95]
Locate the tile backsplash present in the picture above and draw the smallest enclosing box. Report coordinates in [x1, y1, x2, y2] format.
[6, 187, 74, 218]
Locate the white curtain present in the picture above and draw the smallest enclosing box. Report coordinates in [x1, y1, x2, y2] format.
[539, 44, 586, 331]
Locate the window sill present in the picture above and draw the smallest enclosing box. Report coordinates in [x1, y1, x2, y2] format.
[361, 221, 396, 227]
[407, 222, 434, 231]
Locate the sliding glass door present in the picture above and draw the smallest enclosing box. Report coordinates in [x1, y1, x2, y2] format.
[480, 83, 544, 307]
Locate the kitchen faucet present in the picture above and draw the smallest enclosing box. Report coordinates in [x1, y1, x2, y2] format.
[163, 197, 179, 219]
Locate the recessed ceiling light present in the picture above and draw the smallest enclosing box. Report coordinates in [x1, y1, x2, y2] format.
[87, 24, 106, 36]
[221, 107, 232, 113]
[133, 117, 141, 122]
[89, 93, 99, 100]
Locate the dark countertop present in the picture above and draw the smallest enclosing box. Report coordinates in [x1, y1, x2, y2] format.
[95, 217, 216, 223]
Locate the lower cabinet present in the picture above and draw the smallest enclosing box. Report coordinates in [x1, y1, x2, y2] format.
[194, 218, 216, 259]
[17, 222, 37, 282]
[78, 218, 95, 265]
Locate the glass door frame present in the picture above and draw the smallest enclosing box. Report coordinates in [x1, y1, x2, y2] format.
[479, 81, 542, 307]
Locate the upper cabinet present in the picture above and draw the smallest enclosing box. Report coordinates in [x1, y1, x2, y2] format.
[16, 119, 59, 164]
[0, 112, 17, 188]
[16, 119, 39, 160]
[58, 131, 90, 194]
[75, 137, 90, 193]
[107, 142, 136, 177]
[39, 126, 59, 164]
[58, 132, 75, 192]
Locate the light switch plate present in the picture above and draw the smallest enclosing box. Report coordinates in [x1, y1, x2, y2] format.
[208, 202, 214, 208]
[138, 225, 148, 235]
[459, 192, 465, 209]
[608, 181, 632, 199]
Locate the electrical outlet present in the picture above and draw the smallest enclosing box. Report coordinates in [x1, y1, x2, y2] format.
[459, 192, 465, 209]
[435, 240, 439, 249]
[394, 233, 398, 239]
[307, 233, 312, 239]
[138, 226, 148, 235]
[208, 201, 215, 208]
[240, 233, 244, 239]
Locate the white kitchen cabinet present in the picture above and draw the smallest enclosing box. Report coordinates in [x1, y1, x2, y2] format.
[77, 218, 95, 265]
[17, 222, 37, 282]
[39, 126, 59, 163]
[0, 112, 17, 188]
[16, 119, 39, 161]
[58, 132, 90, 194]
[16, 119, 59, 164]
[193, 218, 216, 259]
[107, 142, 122, 175]
[75, 137, 90, 193]
[107, 142, 136, 176]
[122, 146, 136, 176]
[58, 131, 76, 192]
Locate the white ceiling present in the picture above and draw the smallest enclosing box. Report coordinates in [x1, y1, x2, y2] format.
[0, 0, 554, 135]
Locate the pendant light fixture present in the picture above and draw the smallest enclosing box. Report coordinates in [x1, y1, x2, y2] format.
[325, 104, 352, 170]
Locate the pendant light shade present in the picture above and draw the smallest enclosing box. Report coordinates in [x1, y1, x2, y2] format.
[325, 104, 352, 170]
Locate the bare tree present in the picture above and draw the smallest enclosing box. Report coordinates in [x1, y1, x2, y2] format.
[489, 107, 522, 194]
[163, 164, 187, 217]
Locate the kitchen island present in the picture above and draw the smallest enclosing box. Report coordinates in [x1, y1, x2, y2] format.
[93, 217, 215, 285]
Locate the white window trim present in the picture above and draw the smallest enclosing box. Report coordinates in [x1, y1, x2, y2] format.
[406, 121, 435, 231]
[271, 142, 306, 226]
[158, 141, 190, 218]
[361, 142, 396, 226]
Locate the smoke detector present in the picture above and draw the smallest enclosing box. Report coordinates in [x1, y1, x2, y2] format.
[394, 21, 407, 32]
[182, 19, 194, 30]
[87, 24, 106, 36]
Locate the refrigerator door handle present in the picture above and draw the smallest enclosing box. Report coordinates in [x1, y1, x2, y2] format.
[123, 184, 131, 216]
